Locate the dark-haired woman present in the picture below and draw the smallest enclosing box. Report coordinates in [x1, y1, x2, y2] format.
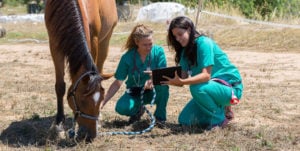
[163, 16, 243, 130]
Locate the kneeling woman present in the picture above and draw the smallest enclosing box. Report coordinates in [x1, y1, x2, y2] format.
[163, 16, 243, 130]
[101, 24, 169, 125]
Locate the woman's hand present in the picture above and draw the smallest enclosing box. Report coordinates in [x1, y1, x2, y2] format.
[143, 70, 154, 90]
[144, 79, 154, 90]
[161, 71, 183, 86]
[100, 80, 122, 109]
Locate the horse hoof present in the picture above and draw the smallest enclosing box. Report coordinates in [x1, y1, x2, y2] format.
[48, 122, 65, 140]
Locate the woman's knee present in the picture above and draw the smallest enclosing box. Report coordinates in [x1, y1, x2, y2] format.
[115, 102, 129, 115]
[115, 97, 133, 115]
[190, 84, 212, 103]
[190, 83, 209, 95]
[234, 84, 243, 99]
[178, 112, 191, 126]
[178, 100, 199, 126]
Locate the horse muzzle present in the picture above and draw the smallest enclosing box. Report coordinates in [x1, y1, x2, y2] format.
[75, 125, 96, 142]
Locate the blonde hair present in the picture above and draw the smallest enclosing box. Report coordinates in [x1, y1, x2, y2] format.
[123, 24, 153, 51]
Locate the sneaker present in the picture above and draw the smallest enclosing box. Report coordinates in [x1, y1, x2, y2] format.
[128, 106, 145, 124]
[225, 106, 234, 121]
[220, 118, 229, 128]
[208, 118, 229, 130]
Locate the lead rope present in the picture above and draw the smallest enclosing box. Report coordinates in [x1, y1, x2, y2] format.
[98, 88, 156, 136]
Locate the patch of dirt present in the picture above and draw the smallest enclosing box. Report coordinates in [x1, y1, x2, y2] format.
[0, 44, 299, 150]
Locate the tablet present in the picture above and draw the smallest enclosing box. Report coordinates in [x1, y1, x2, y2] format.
[152, 66, 182, 85]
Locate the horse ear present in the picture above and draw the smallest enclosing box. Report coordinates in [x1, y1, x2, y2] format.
[82, 74, 100, 96]
[100, 73, 114, 80]
[82, 74, 99, 84]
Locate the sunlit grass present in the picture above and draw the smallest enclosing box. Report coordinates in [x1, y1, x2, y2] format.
[0, 5, 299, 150]
[0, 4, 299, 52]
[0, 4, 27, 15]
[0, 26, 299, 151]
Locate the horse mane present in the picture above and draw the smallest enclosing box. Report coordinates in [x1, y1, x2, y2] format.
[46, 0, 97, 76]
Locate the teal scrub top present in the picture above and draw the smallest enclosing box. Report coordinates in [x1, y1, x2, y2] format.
[115, 45, 167, 88]
[179, 36, 242, 84]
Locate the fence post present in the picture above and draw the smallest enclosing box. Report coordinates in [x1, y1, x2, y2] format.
[195, 0, 203, 29]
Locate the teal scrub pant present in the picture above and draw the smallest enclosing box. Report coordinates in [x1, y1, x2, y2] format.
[178, 80, 243, 129]
[115, 85, 169, 121]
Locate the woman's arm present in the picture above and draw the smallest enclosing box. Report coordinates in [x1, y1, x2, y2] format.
[162, 66, 212, 86]
[100, 79, 123, 109]
[181, 66, 211, 85]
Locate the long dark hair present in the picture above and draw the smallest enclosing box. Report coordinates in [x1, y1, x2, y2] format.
[167, 16, 204, 66]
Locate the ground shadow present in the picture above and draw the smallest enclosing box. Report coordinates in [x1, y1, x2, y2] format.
[0, 115, 205, 148]
[0, 115, 74, 148]
[100, 119, 152, 133]
[101, 119, 129, 128]
[164, 122, 205, 135]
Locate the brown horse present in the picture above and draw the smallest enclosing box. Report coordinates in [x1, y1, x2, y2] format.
[44, 0, 117, 141]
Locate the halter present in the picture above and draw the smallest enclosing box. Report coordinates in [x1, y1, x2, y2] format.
[67, 86, 157, 138]
[67, 71, 102, 122]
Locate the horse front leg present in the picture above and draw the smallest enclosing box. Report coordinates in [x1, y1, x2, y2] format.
[47, 50, 66, 140]
[55, 77, 65, 127]
[52, 52, 66, 131]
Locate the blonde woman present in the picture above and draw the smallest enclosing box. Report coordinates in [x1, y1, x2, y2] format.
[101, 24, 169, 125]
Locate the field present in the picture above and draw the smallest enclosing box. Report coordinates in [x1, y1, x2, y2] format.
[0, 13, 300, 150]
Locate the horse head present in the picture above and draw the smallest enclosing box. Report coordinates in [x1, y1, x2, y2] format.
[67, 71, 105, 141]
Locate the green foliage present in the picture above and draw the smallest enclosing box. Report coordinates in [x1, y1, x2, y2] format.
[144, 0, 300, 20]
[3, 0, 300, 20]
[3, 0, 25, 6]
[158, 0, 300, 20]
[3, 0, 22, 6]
[205, 0, 300, 20]
[231, 1, 255, 18]
[3, 0, 43, 6]
[282, 0, 300, 17]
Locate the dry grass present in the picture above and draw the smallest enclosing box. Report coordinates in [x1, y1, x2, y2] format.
[0, 12, 299, 150]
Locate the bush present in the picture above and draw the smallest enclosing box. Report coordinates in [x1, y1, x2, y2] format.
[176, 0, 300, 20]
[3, 0, 43, 6]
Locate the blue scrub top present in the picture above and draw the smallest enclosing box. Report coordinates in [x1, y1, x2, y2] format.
[115, 45, 167, 88]
[179, 36, 242, 85]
